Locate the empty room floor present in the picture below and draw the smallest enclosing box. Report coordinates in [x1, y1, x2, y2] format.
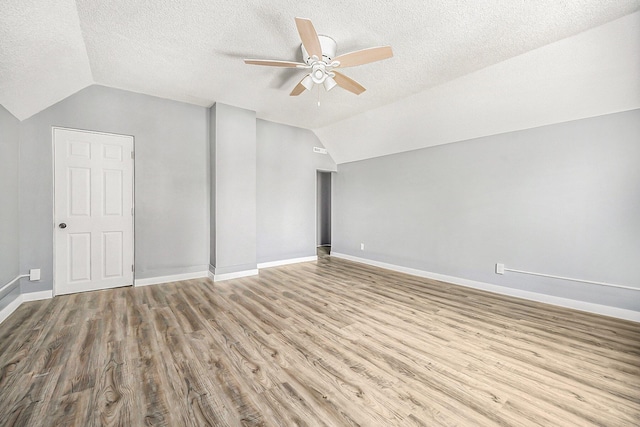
[1, 256, 639, 426]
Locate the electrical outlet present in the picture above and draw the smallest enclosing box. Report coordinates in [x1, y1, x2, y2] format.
[496, 263, 504, 275]
[29, 269, 41, 281]
[360, 243, 365, 251]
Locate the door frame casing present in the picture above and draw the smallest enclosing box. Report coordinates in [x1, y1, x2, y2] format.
[51, 126, 135, 297]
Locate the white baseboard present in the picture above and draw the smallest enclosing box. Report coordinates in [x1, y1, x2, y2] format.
[208, 257, 316, 282]
[331, 252, 640, 323]
[0, 290, 54, 325]
[0, 295, 24, 324]
[258, 256, 317, 269]
[134, 271, 209, 287]
[211, 269, 259, 282]
[212, 256, 317, 280]
[22, 290, 54, 301]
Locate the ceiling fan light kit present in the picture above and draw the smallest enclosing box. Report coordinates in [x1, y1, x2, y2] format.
[301, 75, 314, 91]
[323, 76, 337, 91]
[244, 17, 393, 98]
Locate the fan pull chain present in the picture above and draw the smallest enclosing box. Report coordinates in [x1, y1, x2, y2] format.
[317, 84, 321, 107]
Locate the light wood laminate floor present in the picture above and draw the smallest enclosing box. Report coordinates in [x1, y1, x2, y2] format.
[1, 254, 639, 426]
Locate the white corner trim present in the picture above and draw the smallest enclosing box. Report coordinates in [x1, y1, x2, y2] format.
[212, 269, 259, 282]
[330, 252, 640, 323]
[258, 256, 318, 269]
[134, 271, 209, 287]
[0, 290, 54, 325]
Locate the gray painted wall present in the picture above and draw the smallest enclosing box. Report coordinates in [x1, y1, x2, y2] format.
[257, 120, 336, 264]
[333, 109, 640, 311]
[211, 103, 257, 274]
[317, 171, 332, 246]
[19, 85, 209, 294]
[0, 105, 21, 307]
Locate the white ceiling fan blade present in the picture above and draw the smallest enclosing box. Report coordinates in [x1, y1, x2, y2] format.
[295, 17, 322, 59]
[333, 71, 366, 95]
[244, 59, 306, 68]
[334, 46, 393, 68]
[246, 18, 388, 98]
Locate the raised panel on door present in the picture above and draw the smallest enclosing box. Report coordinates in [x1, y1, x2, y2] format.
[54, 128, 134, 295]
[103, 169, 123, 216]
[68, 233, 92, 282]
[103, 231, 124, 279]
[68, 167, 91, 217]
[68, 140, 91, 159]
[103, 144, 123, 161]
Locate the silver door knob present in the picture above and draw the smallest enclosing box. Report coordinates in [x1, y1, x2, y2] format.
[59, 223, 67, 229]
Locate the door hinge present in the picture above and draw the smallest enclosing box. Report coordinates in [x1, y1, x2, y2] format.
[131, 207, 134, 216]
[132, 264, 135, 272]
[131, 151, 135, 159]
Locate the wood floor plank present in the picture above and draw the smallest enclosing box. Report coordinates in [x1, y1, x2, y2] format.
[188, 329, 266, 425]
[44, 390, 92, 427]
[0, 302, 47, 352]
[0, 296, 70, 391]
[0, 366, 64, 426]
[1, 251, 639, 426]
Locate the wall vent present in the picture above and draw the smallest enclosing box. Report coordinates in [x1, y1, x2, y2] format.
[313, 147, 327, 154]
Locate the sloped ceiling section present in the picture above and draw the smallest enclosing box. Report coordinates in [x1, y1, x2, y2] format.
[0, 1, 639, 143]
[0, 0, 93, 120]
[71, 0, 640, 129]
[317, 12, 640, 164]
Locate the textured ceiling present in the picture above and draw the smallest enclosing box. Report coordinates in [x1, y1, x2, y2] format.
[1, 1, 639, 154]
[0, 0, 93, 120]
[320, 12, 640, 163]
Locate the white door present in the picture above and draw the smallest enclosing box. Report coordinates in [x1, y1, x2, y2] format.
[54, 128, 134, 295]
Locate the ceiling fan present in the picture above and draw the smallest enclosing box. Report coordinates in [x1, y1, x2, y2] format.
[244, 17, 393, 97]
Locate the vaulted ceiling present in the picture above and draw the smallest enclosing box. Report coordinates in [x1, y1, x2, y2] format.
[1, 1, 639, 163]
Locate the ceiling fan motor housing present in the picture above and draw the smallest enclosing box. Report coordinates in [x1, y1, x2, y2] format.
[301, 35, 337, 64]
